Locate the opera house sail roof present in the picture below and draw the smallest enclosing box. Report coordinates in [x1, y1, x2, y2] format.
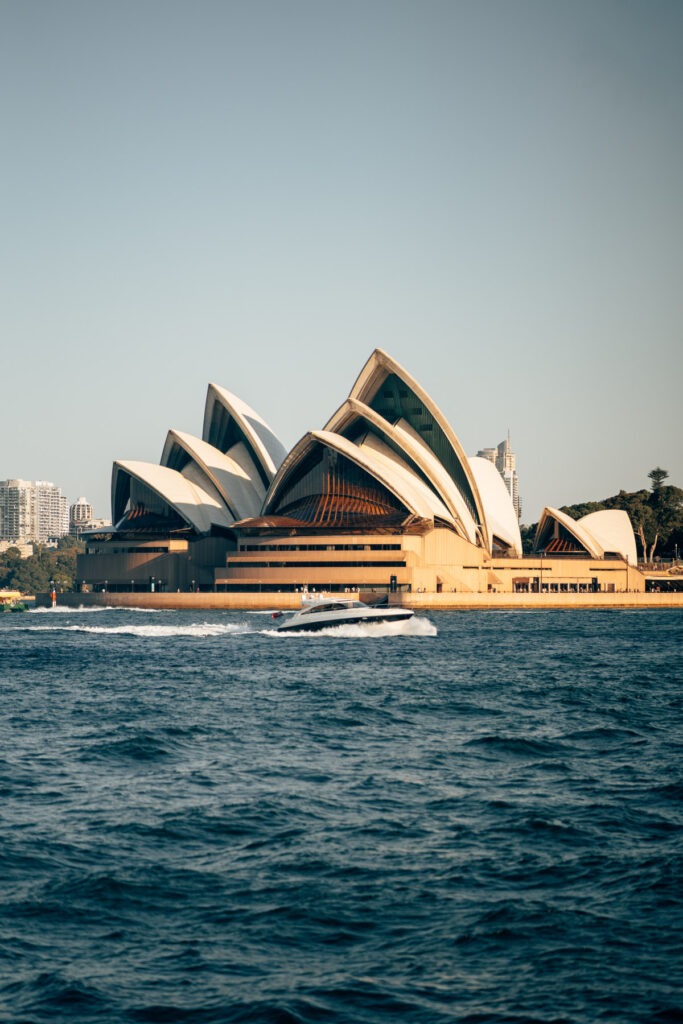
[108, 386, 286, 539]
[98, 348, 528, 556]
[262, 429, 450, 532]
[202, 384, 287, 490]
[96, 346, 635, 592]
[468, 456, 523, 557]
[533, 507, 637, 564]
[160, 430, 265, 522]
[345, 350, 490, 549]
[75, 344, 648, 596]
[111, 461, 234, 536]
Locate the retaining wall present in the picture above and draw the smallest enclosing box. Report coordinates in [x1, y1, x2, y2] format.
[34, 591, 683, 611]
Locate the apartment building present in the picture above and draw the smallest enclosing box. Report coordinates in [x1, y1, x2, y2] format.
[0, 479, 70, 543]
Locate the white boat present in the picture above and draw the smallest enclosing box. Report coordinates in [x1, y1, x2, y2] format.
[273, 593, 414, 633]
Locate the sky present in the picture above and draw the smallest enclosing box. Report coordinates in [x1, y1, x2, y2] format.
[2, 0, 682, 524]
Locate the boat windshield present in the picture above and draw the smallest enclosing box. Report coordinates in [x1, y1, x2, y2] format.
[300, 601, 363, 615]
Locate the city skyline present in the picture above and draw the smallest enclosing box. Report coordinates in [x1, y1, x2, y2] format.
[0, 479, 112, 543]
[2, 1, 682, 521]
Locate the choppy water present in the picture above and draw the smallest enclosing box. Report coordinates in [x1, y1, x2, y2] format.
[1, 607, 682, 1023]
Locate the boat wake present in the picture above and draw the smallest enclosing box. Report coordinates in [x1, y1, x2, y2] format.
[17, 607, 436, 639]
[30, 604, 160, 614]
[21, 622, 249, 638]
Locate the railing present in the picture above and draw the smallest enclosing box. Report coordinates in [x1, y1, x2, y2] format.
[638, 559, 682, 572]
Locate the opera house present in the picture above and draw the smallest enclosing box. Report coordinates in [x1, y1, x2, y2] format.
[78, 350, 642, 596]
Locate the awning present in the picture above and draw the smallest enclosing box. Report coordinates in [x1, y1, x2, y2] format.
[488, 571, 503, 585]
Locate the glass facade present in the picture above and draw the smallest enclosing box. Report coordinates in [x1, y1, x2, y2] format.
[163, 443, 192, 474]
[114, 477, 188, 534]
[367, 372, 481, 526]
[228, 560, 406, 569]
[269, 445, 409, 529]
[535, 518, 588, 555]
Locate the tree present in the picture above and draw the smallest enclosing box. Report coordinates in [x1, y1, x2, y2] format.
[537, 471, 682, 563]
[649, 470, 682, 559]
[0, 538, 85, 595]
[558, 500, 606, 520]
[0, 547, 23, 589]
[630, 468, 683, 562]
[633, 503, 659, 563]
[519, 523, 536, 554]
[648, 467, 669, 491]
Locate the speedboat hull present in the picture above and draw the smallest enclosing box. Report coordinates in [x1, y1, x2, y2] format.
[275, 603, 414, 633]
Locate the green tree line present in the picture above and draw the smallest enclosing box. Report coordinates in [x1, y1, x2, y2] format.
[521, 468, 683, 560]
[0, 536, 84, 595]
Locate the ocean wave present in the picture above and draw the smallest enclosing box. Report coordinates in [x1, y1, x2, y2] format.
[2, 608, 681, 1024]
[4, 972, 112, 1020]
[464, 734, 562, 758]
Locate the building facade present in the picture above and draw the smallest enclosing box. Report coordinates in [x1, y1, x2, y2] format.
[70, 496, 94, 531]
[68, 497, 110, 536]
[0, 480, 69, 544]
[76, 350, 644, 595]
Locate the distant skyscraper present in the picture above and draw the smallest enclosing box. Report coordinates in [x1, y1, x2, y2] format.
[70, 496, 94, 535]
[477, 447, 497, 464]
[476, 433, 521, 520]
[0, 480, 70, 543]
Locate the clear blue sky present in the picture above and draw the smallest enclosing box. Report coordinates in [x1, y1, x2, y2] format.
[2, 0, 681, 523]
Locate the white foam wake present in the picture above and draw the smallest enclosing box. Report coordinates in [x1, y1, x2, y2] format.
[30, 604, 160, 614]
[25, 622, 247, 638]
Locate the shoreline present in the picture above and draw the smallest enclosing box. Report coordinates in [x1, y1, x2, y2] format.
[33, 591, 683, 611]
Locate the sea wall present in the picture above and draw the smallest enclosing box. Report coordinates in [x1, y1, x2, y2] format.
[34, 591, 683, 611]
[34, 592, 302, 611]
[395, 591, 683, 611]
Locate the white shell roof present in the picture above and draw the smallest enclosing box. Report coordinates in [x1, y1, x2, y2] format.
[536, 507, 604, 559]
[348, 348, 489, 549]
[266, 430, 451, 524]
[161, 430, 265, 521]
[468, 457, 523, 556]
[325, 398, 479, 544]
[391, 417, 480, 544]
[112, 460, 234, 536]
[537, 506, 637, 563]
[358, 432, 453, 523]
[203, 383, 287, 483]
[579, 509, 637, 565]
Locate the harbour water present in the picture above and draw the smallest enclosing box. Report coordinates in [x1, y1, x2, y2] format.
[1, 607, 682, 1023]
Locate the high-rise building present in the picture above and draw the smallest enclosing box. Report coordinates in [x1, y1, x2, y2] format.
[70, 496, 94, 535]
[0, 480, 70, 543]
[476, 434, 521, 520]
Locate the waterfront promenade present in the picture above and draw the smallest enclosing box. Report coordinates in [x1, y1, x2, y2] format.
[34, 591, 683, 611]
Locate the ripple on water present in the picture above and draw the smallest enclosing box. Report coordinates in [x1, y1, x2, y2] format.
[0, 608, 681, 1024]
